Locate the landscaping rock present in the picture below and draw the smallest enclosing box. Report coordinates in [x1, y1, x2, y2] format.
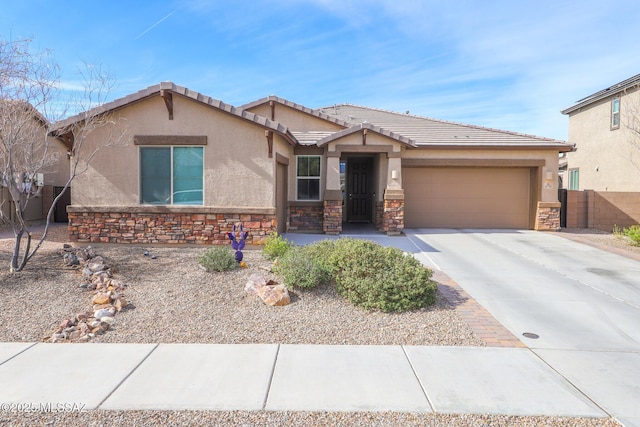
[258, 283, 291, 306]
[245, 274, 267, 295]
[91, 293, 111, 305]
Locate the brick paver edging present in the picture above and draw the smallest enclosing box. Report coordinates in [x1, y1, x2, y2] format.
[433, 271, 526, 348]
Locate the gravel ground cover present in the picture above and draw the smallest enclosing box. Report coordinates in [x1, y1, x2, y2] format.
[0, 410, 622, 427]
[0, 223, 629, 426]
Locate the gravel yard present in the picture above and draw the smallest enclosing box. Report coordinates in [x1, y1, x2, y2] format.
[0, 223, 629, 427]
[0, 223, 480, 346]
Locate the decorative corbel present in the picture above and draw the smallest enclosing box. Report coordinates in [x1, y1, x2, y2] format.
[160, 89, 174, 120]
[265, 130, 273, 158]
[58, 131, 74, 151]
[362, 128, 367, 146]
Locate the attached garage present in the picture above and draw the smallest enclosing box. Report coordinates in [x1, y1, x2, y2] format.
[403, 167, 534, 229]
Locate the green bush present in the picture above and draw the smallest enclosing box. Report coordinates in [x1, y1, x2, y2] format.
[262, 232, 292, 260]
[270, 237, 436, 312]
[327, 238, 436, 312]
[274, 246, 331, 289]
[198, 247, 237, 272]
[625, 225, 640, 246]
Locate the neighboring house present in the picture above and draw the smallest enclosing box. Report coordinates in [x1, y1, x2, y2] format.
[561, 73, 640, 191]
[52, 82, 571, 245]
[0, 101, 70, 224]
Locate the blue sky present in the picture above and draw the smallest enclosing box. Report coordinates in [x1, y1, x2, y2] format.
[2, 0, 639, 140]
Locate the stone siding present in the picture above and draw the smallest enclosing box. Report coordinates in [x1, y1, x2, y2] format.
[323, 200, 342, 234]
[288, 204, 323, 232]
[381, 198, 404, 235]
[68, 208, 276, 245]
[535, 202, 560, 231]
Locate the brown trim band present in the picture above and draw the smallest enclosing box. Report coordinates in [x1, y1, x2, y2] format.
[327, 144, 401, 158]
[288, 201, 323, 207]
[323, 189, 343, 201]
[294, 146, 325, 155]
[401, 158, 546, 167]
[275, 153, 289, 165]
[67, 205, 275, 215]
[134, 135, 208, 146]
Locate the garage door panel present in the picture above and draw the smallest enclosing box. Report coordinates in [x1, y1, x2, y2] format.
[403, 167, 531, 229]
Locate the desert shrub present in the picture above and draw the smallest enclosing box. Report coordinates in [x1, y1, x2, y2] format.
[624, 225, 640, 246]
[300, 239, 338, 271]
[275, 245, 331, 289]
[613, 224, 624, 237]
[327, 238, 436, 312]
[262, 232, 292, 260]
[198, 247, 237, 272]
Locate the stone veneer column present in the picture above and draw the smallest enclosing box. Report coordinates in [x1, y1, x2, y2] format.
[382, 189, 404, 235]
[323, 156, 343, 235]
[323, 190, 343, 235]
[535, 201, 561, 231]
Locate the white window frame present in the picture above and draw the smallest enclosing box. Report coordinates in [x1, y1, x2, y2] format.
[296, 155, 321, 201]
[569, 168, 579, 191]
[139, 146, 205, 205]
[611, 97, 620, 130]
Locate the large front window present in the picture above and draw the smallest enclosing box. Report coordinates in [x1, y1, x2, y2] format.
[296, 155, 321, 200]
[140, 146, 203, 205]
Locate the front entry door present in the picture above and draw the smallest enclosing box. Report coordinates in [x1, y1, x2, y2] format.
[347, 157, 373, 222]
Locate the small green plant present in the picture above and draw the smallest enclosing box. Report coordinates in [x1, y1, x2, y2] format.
[262, 232, 292, 260]
[198, 246, 238, 272]
[274, 246, 330, 289]
[624, 225, 640, 246]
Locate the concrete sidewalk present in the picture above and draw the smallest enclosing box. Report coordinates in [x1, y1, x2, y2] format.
[0, 342, 607, 417]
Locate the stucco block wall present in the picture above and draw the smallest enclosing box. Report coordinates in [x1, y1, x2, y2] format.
[565, 190, 640, 231]
[565, 190, 588, 228]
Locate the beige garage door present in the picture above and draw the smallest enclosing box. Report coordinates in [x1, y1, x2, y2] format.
[403, 167, 532, 229]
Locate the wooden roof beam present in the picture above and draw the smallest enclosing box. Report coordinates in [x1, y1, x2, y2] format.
[160, 89, 173, 120]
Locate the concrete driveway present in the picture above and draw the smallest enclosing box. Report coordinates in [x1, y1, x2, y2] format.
[406, 229, 640, 427]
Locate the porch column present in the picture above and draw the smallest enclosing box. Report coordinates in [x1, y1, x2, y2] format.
[323, 156, 342, 234]
[382, 157, 404, 235]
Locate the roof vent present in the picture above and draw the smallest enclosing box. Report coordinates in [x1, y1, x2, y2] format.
[405, 110, 410, 114]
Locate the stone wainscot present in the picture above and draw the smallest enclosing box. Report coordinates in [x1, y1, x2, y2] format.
[67, 206, 277, 245]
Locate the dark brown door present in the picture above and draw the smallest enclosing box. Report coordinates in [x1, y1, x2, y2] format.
[347, 157, 372, 222]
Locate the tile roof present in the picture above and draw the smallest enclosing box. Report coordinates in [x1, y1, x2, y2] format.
[318, 104, 571, 150]
[315, 122, 416, 147]
[562, 73, 640, 115]
[290, 131, 335, 145]
[51, 82, 298, 146]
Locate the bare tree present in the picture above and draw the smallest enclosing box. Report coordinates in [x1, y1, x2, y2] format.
[619, 87, 640, 172]
[0, 38, 126, 272]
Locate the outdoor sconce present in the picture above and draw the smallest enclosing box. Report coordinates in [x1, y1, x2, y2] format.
[391, 170, 398, 180]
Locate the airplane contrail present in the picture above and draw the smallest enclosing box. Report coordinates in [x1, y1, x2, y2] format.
[135, 9, 178, 40]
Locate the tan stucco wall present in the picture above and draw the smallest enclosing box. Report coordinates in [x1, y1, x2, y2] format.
[71, 94, 283, 208]
[43, 137, 71, 186]
[402, 148, 560, 203]
[567, 87, 640, 191]
[247, 103, 344, 132]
